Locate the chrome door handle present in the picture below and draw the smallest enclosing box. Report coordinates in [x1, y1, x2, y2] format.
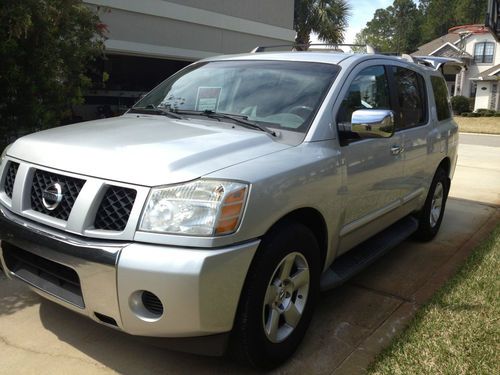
[390, 145, 403, 155]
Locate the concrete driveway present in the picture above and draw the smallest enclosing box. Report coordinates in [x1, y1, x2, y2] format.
[0, 133, 499, 375]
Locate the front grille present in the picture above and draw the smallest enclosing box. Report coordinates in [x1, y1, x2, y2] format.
[2, 242, 84, 308]
[94, 186, 137, 231]
[31, 170, 85, 221]
[3, 162, 19, 199]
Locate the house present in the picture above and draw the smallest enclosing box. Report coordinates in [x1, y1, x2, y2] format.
[412, 24, 500, 112]
[76, 0, 295, 121]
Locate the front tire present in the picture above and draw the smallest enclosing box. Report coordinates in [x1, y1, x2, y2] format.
[414, 168, 449, 241]
[231, 221, 320, 369]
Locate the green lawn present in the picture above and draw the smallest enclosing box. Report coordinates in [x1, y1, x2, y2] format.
[368, 225, 500, 375]
[454, 116, 500, 135]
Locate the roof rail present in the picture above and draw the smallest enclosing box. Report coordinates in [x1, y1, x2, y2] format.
[250, 43, 377, 53]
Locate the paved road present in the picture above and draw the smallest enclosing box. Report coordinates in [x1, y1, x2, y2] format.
[0, 134, 499, 375]
[459, 132, 500, 148]
[449, 133, 500, 206]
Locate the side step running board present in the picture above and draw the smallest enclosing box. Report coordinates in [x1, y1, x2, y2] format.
[320, 216, 419, 291]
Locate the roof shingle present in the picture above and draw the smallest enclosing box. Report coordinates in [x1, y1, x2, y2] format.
[411, 33, 460, 56]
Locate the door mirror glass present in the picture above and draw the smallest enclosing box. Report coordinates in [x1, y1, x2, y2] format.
[351, 109, 395, 138]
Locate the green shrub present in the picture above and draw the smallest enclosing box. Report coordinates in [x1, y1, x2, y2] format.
[476, 109, 496, 116]
[469, 112, 481, 117]
[451, 96, 470, 114]
[476, 108, 491, 114]
[494, 112, 500, 117]
[461, 112, 471, 117]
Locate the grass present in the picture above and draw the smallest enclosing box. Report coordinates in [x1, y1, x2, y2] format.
[454, 116, 500, 135]
[368, 225, 500, 375]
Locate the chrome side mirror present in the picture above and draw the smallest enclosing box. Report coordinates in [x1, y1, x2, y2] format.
[351, 109, 395, 138]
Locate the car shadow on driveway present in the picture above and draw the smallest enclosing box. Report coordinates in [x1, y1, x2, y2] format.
[0, 272, 41, 317]
[37, 280, 386, 374]
[21, 198, 500, 374]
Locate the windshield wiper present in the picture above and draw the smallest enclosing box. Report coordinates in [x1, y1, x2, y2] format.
[130, 104, 184, 119]
[173, 109, 277, 137]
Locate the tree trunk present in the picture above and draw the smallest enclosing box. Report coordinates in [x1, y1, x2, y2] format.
[295, 27, 311, 51]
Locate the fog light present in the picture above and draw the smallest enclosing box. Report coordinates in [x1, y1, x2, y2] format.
[129, 290, 164, 321]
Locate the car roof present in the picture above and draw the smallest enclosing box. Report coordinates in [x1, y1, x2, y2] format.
[201, 52, 357, 65]
[200, 52, 436, 73]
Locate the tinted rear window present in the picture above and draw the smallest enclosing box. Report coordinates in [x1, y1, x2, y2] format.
[392, 67, 427, 129]
[431, 76, 451, 121]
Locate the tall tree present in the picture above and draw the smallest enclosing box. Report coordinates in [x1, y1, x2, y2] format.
[0, 0, 105, 147]
[454, 0, 488, 25]
[354, 0, 421, 54]
[354, 8, 394, 53]
[294, 0, 350, 49]
[357, 0, 490, 53]
[421, 0, 488, 43]
[421, 0, 458, 42]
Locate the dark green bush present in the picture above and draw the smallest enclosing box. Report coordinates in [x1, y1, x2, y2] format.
[468, 112, 481, 117]
[451, 96, 470, 114]
[461, 112, 471, 117]
[475, 109, 496, 116]
[0, 0, 105, 150]
[476, 108, 491, 114]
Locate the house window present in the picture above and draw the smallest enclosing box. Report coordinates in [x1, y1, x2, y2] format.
[474, 42, 495, 63]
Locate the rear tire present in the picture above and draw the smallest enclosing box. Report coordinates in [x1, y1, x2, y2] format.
[230, 221, 320, 370]
[414, 168, 449, 241]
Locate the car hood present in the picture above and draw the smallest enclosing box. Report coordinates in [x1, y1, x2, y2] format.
[8, 114, 292, 186]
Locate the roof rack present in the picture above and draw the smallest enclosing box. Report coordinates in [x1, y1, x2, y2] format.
[248, 45, 467, 73]
[250, 43, 377, 53]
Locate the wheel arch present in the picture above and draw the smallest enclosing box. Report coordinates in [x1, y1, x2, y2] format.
[266, 208, 328, 270]
[438, 157, 451, 179]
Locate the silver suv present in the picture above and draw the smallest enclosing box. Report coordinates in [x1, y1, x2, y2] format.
[0, 51, 459, 369]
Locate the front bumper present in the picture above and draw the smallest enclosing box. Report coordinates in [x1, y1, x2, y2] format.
[0, 206, 258, 345]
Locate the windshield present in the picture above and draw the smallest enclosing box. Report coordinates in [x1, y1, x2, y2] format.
[133, 60, 339, 133]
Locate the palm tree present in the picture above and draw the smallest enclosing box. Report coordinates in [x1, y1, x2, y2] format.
[294, 0, 350, 50]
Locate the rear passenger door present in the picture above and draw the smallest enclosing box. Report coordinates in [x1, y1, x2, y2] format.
[389, 65, 433, 202]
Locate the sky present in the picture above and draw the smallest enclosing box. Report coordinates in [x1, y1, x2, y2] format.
[310, 0, 394, 45]
[344, 0, 394, 43]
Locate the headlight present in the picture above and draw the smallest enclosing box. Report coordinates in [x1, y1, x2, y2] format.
[0, 144, 12, 168]
[139, 180, 249, 236]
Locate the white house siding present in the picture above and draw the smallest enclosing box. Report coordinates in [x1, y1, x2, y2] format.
[455, 33, 500, 98]
[474, 83, 492, 109]
[76, 0, 295, 121]
[84, 0, 295, 60]
[474, 81, 499, 111]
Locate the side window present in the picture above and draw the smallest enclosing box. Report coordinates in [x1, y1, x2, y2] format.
[392, 67, 427, 129]
[337, 65, 391, 129]
[431, 76, 451, 121]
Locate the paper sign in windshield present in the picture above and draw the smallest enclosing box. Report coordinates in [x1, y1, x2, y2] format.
[196, 87, 222, 111]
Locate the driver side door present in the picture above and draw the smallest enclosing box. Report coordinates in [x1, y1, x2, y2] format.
[335, 63, 406, 253]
